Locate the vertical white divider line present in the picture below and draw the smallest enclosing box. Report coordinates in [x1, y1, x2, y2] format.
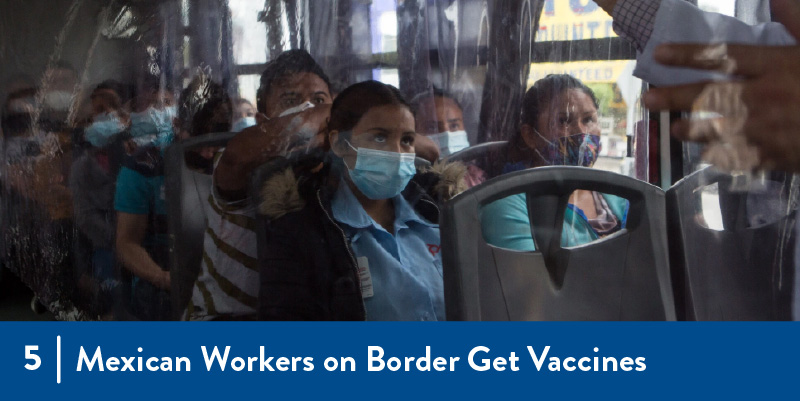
[57, 335, 61, 384]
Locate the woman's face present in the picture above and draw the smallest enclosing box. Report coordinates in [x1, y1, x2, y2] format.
[530, 88, 600, 149]
[334, 104, 416, 167]
[235, 101, 255, 120]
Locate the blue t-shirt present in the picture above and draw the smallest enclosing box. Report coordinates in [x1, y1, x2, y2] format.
[480, 192, 629, 251]
[114, 166, 168, 256]
[331, 180, 444, 321]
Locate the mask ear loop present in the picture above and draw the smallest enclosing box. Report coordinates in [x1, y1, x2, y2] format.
[342, 136, 358, 170]
[533, 128, 556, 165]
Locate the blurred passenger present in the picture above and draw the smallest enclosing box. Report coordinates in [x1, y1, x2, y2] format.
[481, 74, 629, 251]
[113, 76, 182, 320]
[70, 81, 132, 314]
[176, 76, 232, 174]
[184, 50, 332, 320]
[258, 80, 466, 321]
[127, 77, 177, 149]
[231, 97, 256, 132]
[1, 84, 74, 310]
[415, 89, 486, 187]
[38, 61, 79, 132]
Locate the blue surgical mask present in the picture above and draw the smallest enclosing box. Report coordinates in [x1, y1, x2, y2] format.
[429, 130, 470, 156]
[130, 106, 175, 138]
[85, 112, 126, 147]
[130, 106, 175, 149]
[344, 140, 416, 200]
[232, 116, 256, 132]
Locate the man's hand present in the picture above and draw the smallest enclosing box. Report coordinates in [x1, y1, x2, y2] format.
[414, 134, 441, 164]
[215, 104, 331, 197]
[642, 0, 800, 172]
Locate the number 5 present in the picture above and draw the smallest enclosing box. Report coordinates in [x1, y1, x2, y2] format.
[25, 345, 41, 370]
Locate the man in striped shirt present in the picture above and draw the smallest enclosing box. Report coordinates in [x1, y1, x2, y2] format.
[185, 50, 333, 320]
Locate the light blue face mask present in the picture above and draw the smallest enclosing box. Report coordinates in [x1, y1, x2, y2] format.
[231, 116, 257, 132]
[130, 106, 176, 138]
[428, 130, 470, 156]
[85, 113, 126, 148]
[344, 140, 416, 200]
[129, 106, 176, 149]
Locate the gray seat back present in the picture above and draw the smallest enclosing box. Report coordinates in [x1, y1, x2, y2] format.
[442, 141, 508, 164]
[442, 166, 675, 321]
[164, 132, 236, 320]
[666, 167, 798, 320]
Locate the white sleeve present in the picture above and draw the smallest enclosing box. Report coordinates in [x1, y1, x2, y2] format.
[634, 0, 796, 86]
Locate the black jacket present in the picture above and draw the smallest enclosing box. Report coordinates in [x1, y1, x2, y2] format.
[256, 155, 466, 320]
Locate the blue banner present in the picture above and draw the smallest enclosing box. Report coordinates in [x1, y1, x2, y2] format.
[1, 322, 797, 399]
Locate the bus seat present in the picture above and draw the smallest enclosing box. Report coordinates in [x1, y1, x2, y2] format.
[441, 166, 675, 321]
[666, 167, 798, 320]
[442, 141, 508, 164]
[164, 132, 236, 320]
[442, 141, 507, 179]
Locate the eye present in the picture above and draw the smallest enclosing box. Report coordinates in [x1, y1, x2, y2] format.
[559, 117, 569, 126]
[401, 135, 415, 146]
[281, 97, 300, 108]
[372, 134, 387, 143]
[448, 122, 460, 131]
[313, 96, 327, 104]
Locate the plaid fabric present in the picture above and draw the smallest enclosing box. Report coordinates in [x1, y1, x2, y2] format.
[612, 0, 662, 51]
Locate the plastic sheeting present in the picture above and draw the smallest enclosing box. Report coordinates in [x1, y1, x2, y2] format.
[1, 0, 787, 321]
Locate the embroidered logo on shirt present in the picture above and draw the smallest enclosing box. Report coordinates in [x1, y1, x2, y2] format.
[427, 244, 441, 257]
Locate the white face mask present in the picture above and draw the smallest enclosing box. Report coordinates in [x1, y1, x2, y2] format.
[43, 91, 74, 111]
[428, 130, 470, 156]
[279, 101, 315, 117]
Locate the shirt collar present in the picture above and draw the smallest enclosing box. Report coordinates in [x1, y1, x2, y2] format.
[331, 178, 437, 231]
[331, 178, 376, 229]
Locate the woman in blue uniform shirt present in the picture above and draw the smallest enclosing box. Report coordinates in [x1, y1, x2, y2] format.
[257, 80, 466, 320]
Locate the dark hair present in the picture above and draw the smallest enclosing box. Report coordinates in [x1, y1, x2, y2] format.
[520, 74, 598, 129]
[234, 97, 254, 108]
[411, 87, 463, 112]
[328, 80, 412, 134]
[93, 80, 133, 105]
[178, 76, 232, 137]
[139, 74, 175, 95]
[256, 49, 330, 113]
[1, 87, 38, 137]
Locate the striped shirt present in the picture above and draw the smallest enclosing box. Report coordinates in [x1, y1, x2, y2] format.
[185, 150, 258, 320]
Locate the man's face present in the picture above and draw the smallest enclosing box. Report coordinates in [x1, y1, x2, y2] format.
[263, 72, 332, 118]
[415, 96, 465, 135]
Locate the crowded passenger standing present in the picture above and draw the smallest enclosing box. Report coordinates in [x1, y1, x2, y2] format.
[258, 80, 466, 321]
[70, 80, 132, 313]
[115, 76, 231, 320]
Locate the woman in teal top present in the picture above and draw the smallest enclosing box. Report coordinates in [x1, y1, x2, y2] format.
[481, 74, 629, 251]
